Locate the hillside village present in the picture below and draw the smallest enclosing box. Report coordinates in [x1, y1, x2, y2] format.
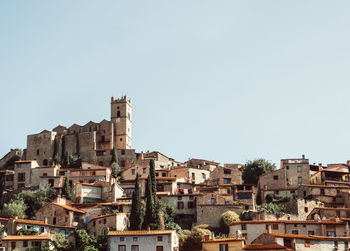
[1, 96, 350, 251]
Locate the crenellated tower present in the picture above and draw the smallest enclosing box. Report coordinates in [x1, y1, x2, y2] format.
[110, 96, 132, 149]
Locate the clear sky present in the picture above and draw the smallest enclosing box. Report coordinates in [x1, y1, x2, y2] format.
[1, 1, 350, 167]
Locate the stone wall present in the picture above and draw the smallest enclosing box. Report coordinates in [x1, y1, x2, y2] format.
[196, 205, 243, 228]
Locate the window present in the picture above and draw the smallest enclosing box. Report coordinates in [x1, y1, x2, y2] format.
[131, 169, 135, 175]
[298, 177, 302, 185]
[297, 166, 302, 173]
[292, 230, 299, 235]
[189, 196, 194, 200]
[18, 173, 25, 182]
[305, 240, 310, 247]
[219, 244, 228, 251]
[120, 237, 125, 242]
[177, 202, 184, 209]
[211, 198, 215, 205]
[308, 231, 315, 235]
[143, 168, 146, 174]
[23, 240, 28, 247]
[37, 149, 40, 155]
[241, 224, 246, 230]
[305, 207, 308, 213]
[202, 173, 206, 179]
[121, 160, 125, 167]
[40, 226, 45, 233]
[131, 245, 139, 251]
[213, 180, 218, 185]
[117, 111, 121, 118]
[294, 224, 297, 227]
[118, 245, 126, 251]
[178, 196, 182, 201]
[156, 247, 163, 251]
[157, 236, 163, 241]
[272, 224, 278, 230]
[225, 201, 229, 205]
[192, 173, 195, 180]
[188, 202, 194, 208]
[43, 173, 47, 177]
[120, 138, 122, 141]
[327, 231, 335, 237]
[104, 219, 106, 224]
[345, 242, 348, 249]
[133, 237, 138, 242]
[223, 178, 231, 184]
[273, 176, 278, 180]
[320, 189, 325, 195]
[224, 169, 231, 174]
[121, 150, 125, 155]
[162, 173, 166, 177]
[11, 242, 16, 249]
[93, 221, 96, 226]
[286, 166, 289, 170]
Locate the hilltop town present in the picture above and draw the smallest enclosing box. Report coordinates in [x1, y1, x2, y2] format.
[0, 96, 349, 251]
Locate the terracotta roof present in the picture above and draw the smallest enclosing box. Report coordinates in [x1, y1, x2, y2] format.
[230, 220, 344, 225]
[202, 237, 244, 243]
[108, 230, 175, 236]
[3, 235, 51, 241]
[15, 160, 34, 163]
[51, 203, 85, 213]
[89, 213, 126, 222]
[244, 243, 287, 250]
[98, 202, 132, 206]
[268, 232, 350, 241]
[314, 207, 350, 211]
[15, 219, 48, 226]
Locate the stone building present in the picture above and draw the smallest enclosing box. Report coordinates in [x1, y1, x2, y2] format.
[25, 96, 132, 166]
[87, 212, 127, 237]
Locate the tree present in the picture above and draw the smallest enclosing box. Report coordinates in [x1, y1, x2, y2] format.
[1, 199, 27, 218]
[130, 174, 143, 230]
[149, 160, 157, 197]
[179, 225, 212, 251]
[242, 158, 276, 185]
[17, 227, 39, 235]
[219, 211, 240, 234]
[111, 147, 120, 178]
[16, 185, 57, 219]
[143, 174, 156, 229]
[62, 177, 72, 200]
[43, 233, 71, 251]
[73, 229, 97, 251]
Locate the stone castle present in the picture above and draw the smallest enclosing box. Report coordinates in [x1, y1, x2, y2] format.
[25, 96, 132, 167]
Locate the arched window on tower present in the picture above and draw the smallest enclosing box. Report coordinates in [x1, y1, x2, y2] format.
[117, 111, 121, 118]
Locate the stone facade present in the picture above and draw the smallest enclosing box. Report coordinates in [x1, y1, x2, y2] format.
[87, 213, 127, 236]
[170, 167, 210, 184]
[196, 205, 244, 228]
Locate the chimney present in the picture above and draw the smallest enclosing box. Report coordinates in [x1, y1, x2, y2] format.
[318, 163, 323, 170]
[266, 224, 272, 234]
[44, 217, 48, 224]
[302, 154, 305, 159]
[147, 226, 150, 232]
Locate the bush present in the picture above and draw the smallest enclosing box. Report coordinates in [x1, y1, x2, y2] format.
[179, 225, 211, 251]
[257, 203, 285, 217]
[1, 199, 27, 218]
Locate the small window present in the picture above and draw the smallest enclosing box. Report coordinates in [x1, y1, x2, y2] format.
[120, 138, 122, 141]
[305, 207, 308, 213]
[121, 160, 125, 167]
[104, 219, 106, 224]
[241, 224, 246, 230]
[177, 202, 184, 209]
[121, 150, 125, 155]
[305, 240, 310, 247]
[162, 173, 166, 177]
[320, 189, 325, 195]
[273, 176, 278, 180]
[219, 244, 228, 251]
[298, 177, 302, 185]
[157, 236, 163, 241]
[23, 240, 28, 247]
[297, 166, 302, 173]
[131, 245, 139, 251]
[294, 224, 298, 227]
[37, 149, 40, 155]
[188, 201, 194, 208]
[120, 237, 125, 241]
[143, 168, 146, 174]
[118, 245, 126, 251]
[189, 196, 194, 200]
[131, 169, 135, 175]
[308, 231, 315, 235]
[133, 237, 138, 242]
[211, 198, 215, 205]
[272, 224, 278, 230]
[11, 242, 16, 249]
[192, 173, 195, 179]
[202, 173, 206, 179]
[178, 196, 182, 201]
[292, 230, 299, 235]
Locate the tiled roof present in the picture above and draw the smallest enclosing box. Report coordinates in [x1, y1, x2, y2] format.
[15, 160, 34, 163]
[3, 235, 51, 241]
[51, 203, 85, 213]
[108, 230, 175, 236]
[15, 218, 48, 226]
[302, 184, 350, 189]
[202, 237, 244, 243]
[230, 220, 344, 225]
[269, 232, 350, 241]
[243, 243, 287, 250]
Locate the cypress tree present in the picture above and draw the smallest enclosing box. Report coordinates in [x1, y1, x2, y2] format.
[130, 174, 143, 230]
[143, 174, 155, 229]
[149, 159, 157, 200]
[62, 176, 72, 200]
[111, 147, 120, 178]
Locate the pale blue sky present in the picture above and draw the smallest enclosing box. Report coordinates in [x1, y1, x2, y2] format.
[1, 1, 350, 167]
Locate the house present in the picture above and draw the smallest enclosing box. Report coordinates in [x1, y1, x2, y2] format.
[204, 165, 242, 186]
[201, 236, 245, 251]
[87, 213, 128, 237]
[169, 166, 210, 184]
[107, 229, 179, 251]
[229, 220, 347, 244]
[2, 235, 51, 251]
[35, 197, 85, 227]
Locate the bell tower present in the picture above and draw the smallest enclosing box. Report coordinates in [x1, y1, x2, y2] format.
[111, 96, 132, 149]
